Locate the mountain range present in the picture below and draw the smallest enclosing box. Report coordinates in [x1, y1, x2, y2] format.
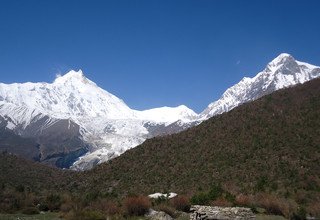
[0, 53, 319, 169]
[1, 74, 320, 216]
[80, 76, 320, 198]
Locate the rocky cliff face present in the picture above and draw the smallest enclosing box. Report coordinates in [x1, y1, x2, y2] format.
[0, 111, 89, 168]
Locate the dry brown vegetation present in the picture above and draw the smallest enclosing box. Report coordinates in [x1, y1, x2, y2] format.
[123, 195, 151, 216]
[171, 195, 191, 212]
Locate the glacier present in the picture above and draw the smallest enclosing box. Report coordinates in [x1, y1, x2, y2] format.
[0, 70, 198, 170]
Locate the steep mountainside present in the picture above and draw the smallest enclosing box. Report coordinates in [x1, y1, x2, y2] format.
[0, 78, 319, 211]
[0, 116, 40, 161]
[0, 71, 197, 169]
[0, 102, 89, 168]
[78, 78, 320, 203]
[0, 152, 75, 192]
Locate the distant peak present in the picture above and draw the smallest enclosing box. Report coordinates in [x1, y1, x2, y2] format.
[269, 53, 295, 65]
[160, 105, 195, 113]
[53, 69, 95, 85]
[175, 105, 198, 116]
[265, 53, 297, 73]
[277, 53, 292, 59]
[176, 104, 189, 109]
[58, 69, 84, 79]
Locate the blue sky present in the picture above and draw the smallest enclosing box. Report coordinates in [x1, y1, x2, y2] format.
[0, 0, 319, 112]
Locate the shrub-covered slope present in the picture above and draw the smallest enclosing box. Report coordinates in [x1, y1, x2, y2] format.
[0, 152, 76, 192]
[81, 78, 320, 201]
[1, 78, 319, 209]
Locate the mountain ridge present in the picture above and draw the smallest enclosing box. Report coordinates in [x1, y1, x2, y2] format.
[79, 76, 320, 203]
[200, 53, 320, 119]
[0, 69, 197, 121]
[0, 53, 319, 169]
[2, 75, 319, 215]
[0, 69, 199, 169]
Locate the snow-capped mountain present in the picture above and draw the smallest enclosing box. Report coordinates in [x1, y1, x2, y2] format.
[200, 53, 320, 119]
[0, 70, 198, 169]
[0, 53, 319, 170]
[0, 70, 197, 122]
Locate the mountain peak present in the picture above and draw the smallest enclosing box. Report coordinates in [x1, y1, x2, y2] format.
[53, 69, 94, 85]
[264, 53, 298, 74]
[267, 53, 295, 67]
[275, 52, 292, 59]
[200, 53, 320, 120]
[59, 69, 84, 78]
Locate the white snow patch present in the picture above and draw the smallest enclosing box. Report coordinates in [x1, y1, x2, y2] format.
[148, 193, 177, 199]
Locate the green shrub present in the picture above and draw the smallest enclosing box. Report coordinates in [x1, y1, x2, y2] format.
[255, 176, 268, 192]
[153, 195, 168, 205]
[83, 191, 99, 205]
[224, 192, 235, 203]
[191, 184, 225, 205]
[208, 184, 224, 201]
[46, 193, 62, 211]
[190, 192, 210, 205]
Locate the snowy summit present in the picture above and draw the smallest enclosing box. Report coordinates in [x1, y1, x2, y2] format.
[200, 53, 320, 120]
[0, 69, 198, 170]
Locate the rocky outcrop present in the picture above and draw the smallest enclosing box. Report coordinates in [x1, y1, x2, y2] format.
[190, 205, 256, 220]
[145, 209, 173, 220]
[0, 113, 89, 168]
[0, 116, 40, 161]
